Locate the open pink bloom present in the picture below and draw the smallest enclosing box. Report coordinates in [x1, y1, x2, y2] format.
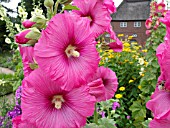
[34, 12, 99, 91]
[88, 66, 118, 101]
[103, 0, 116, 14]
[22, 20, 36, 28]
[156, 1, 165, 13]
[145, 18, 152, 29]
[21, 69, 96, 128]
[19, 46, 35, 77]
[72, 0, 111, 37]
[15, 30, 31, 44]
[146, 90, 170, 120]
[12, 115, 36, 128]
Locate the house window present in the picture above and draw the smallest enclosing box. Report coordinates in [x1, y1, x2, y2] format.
[120, 22, 127, 27]
[134, 22, 141, 27]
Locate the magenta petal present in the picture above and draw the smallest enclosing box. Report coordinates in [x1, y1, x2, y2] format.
[22, 20, 36, 28]
[146, 90, 170, 119]
[109, 38, 123, 52]
[15, 30, 31, 44]
[88, 78, 106, 102]
[12, 115, 36, 128]
[19, 45, 34, 77]
[103, 0, 116, 14]
[149, 118, 170, 128]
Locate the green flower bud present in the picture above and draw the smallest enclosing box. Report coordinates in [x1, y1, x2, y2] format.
[30, 15, 47, 29]
[44, 0, 54, 8]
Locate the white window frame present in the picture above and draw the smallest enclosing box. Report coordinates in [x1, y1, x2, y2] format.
[120, 22, 127, 27]
[134, 22, 141, 27]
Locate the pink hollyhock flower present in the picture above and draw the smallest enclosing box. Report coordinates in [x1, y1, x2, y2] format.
[22, 20, 36, 28]
[19, 46, 35, 77]
[106, 25, 123, 52]
[12, 115, 36, 128]
[145, 18, 152, 29]
[88, 66, 118, 101]
[103, 0, 116, 14]
[146, 90, 170, 120]
[72, 0, 111, 37]
[21, 69, 96, 128]
[146, 30, 151, 36]
[15, 30, 31, 44]
[156, 1, 165, 13]
[34, 12, 99, 91]
[149, 118, 170, 128]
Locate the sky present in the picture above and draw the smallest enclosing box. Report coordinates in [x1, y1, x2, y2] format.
[0, 0, 167, 17]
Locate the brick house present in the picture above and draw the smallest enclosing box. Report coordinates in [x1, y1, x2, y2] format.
[109, 0, 151, 46]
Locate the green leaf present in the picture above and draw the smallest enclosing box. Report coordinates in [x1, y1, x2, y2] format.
[63, 4, 79, 10]
[98, 118, 116, 128]
[129, 101, 146, 120]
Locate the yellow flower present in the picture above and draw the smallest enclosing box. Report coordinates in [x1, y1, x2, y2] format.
[138, 85, 142, 89]
[129, 62, 133, 64]
[144, 61, 148, 66]
[129, 80, 134, 83]
[123, 42, 130, 47]
[131, 42, 138, 45]
[140, 74, 145, 77]
[119, 87, 125, 91]
[115, 94, 123, 99]
[124, 59, 129, 62]
[142, 49, 147, 53]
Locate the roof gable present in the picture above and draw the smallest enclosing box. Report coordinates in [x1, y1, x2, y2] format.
[112, 0, 151, 21]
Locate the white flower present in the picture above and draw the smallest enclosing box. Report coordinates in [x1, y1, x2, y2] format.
[15, 24, 21, 32]
[22, 12, 28, 19]
[5, 37, 11, 44]
[0, 79, 5, 85]
[138, 58, 144, 65]
[140, 67, 144, 72]
[18, 6, 24, 15]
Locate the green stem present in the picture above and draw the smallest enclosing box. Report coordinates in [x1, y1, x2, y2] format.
[53, 0, 61, 15]
[107, 108, 111, 119]
[93, 104, 98, 124]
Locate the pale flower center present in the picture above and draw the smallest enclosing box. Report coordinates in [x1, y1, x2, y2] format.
[158, 6, 162, 10]
[65, 45, 80, 58]
[52, 95, 65, 109]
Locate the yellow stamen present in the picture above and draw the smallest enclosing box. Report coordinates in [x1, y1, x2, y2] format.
[65, 45, 80, 58]
[52, 95, 64, 109]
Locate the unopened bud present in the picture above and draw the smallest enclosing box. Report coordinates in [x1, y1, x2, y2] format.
[44, 0, 54, 8]
[30, 15, 47, 29]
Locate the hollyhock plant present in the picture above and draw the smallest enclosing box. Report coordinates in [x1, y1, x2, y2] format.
[15, 30, 31, 44]
[72, 0, 111, 37]
[21, 69, 96, 128]
[88, 66, 118, 101]
[12, 115, 36, 128]
[34, 12, 100, 91]
[19, 46, 36, 77]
